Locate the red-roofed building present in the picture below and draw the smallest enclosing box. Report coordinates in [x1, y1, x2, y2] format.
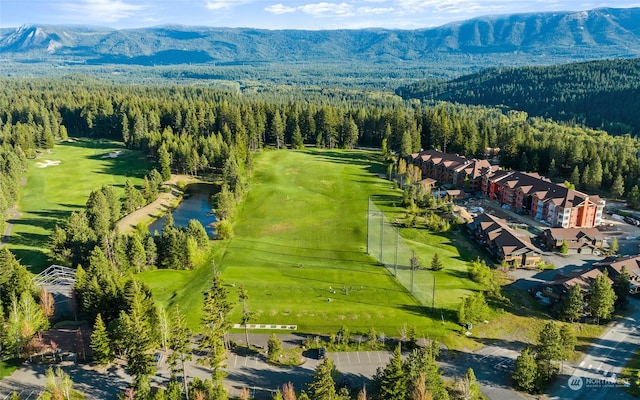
[408, 149, 498, 191]
[482, 171, 605, 228]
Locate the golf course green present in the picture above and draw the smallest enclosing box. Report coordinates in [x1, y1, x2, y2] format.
[142, 149, 483, 343]
[9, 139, 150, 271]
[10, 140, 483, 345]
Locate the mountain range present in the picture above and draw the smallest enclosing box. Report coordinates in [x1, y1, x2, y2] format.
[2, 7, 640, 71]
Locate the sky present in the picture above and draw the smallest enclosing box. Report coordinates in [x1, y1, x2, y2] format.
[1, 1, 639, 30]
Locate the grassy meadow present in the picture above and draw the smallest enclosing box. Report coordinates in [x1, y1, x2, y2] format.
[143, 149, 484, 347]
[9, 139, 150, 272]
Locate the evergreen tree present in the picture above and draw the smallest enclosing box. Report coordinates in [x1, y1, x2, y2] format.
[144, 235, 158, 267]
[101, 185, 122, 225]
[119, 280, 157, 391]
[457, 368, 480, 400]
[158, 144, 172, 181]
[127, 234, 147, 273]
[588, 271, 616, 324]
[267, 334, 283, 364]
[629, 185, 640, 209]
[562, 284, 584, 323]
[430, 253, 443, 271]
[569, 166, 580, 189]
[0, 248, 36, 308]
[559, 324, 576, 369]
[536, 322, 562, 378]
[404, 345, 448, 400]
[85, 189, 111, 238]
[611, 174, 625, 199]
[512, 347, 538, 393]
[613, 266, 631, 304]
[186, 219, 210, 248]
[376, 344, 407, 400]
[168, 305, 192, 396]
[291, 124, 304, 149]
[124, 180, 145, 213]
[198, 267, 232, 386]
[90, 313, 113, 365]
[307, 358, 338, 400]
[560, 240, 569, 255]
[610, 237, 619, 254]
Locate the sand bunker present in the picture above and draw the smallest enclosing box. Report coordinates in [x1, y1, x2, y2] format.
[36, 160, 61, 168]
[101, 150, 124, 159]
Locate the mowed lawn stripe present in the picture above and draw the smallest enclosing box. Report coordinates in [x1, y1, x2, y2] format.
[221, 149, 426, 333]
[143, 149, 483, 346]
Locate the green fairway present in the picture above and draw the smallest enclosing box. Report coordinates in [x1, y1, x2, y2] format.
[9, 139, 150, 272]
[0, 359, 20, 380]
[143, 149, 483, 345]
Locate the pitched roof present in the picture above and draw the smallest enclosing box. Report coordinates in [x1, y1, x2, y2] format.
[553, 268, 610, 291]
[469, 213, 541, 256]
[546, 227, 605, 242]
[494, 229, 539, 255]
[595, 255, 640, 280]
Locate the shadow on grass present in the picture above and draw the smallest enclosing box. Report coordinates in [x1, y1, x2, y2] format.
[58, 139, 150, 180]
[11, 249, 48, 273]
[225, 244, 369, 265]
[369, 194, 402, 209]
[310, 150, 388, 175]
[231, 238, 364, 256]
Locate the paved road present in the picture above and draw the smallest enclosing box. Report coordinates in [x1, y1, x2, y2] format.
[440, 344, 527, 400]
[548, 297, 640, 400]
[0, 346, 393, 400]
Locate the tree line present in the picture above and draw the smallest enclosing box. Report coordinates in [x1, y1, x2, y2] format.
[3, 78, 640, 211]
[397, 57, 640, 136]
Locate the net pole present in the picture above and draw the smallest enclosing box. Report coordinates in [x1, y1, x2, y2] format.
[380, 210, 384, 262]
[432, 276, 436, 313]
[366, 197, 370, 254]
[394, 227, 399, 277]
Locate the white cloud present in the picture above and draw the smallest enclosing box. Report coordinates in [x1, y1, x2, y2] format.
[61, 0, 146, 22]
[357, 6, 394, 15]
[206, 0, 255, 10]
[298, 2, 354, 17]
[206, 0, 234, 10]
[265, 3, 297, 14]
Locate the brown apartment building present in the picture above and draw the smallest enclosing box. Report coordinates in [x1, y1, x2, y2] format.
[408, 150, 605, 228]
[408, 149, 497, 191]
[482, 171, 604, 228]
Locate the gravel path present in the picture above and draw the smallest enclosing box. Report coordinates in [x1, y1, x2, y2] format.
[115, 174, 198, 233]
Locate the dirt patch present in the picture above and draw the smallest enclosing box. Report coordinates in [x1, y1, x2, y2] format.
[36, 160, 61, 168]
[100, 150, 124, 159]
[263, 222, 296, 235]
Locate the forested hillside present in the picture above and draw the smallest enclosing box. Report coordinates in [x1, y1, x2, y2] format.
[1, 6, 640, 84]
[397, 58, 640, 136]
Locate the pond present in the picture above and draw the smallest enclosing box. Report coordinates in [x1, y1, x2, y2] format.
[148, 183, 218, 238]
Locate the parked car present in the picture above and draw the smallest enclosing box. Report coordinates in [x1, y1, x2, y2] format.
[318, 347, 326, 359]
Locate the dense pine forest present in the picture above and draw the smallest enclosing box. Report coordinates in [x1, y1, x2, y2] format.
[3, 76, 640, 231]
[397, 58, 640, 137]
